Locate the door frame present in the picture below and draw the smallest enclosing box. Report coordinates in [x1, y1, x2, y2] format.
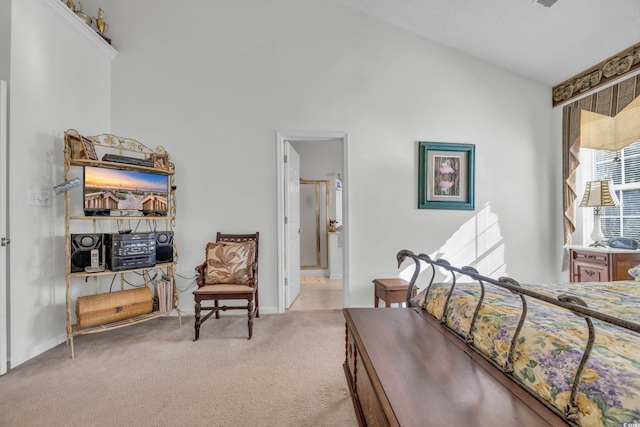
[276, 130, 349, 314]
[0, 80, 7, 375]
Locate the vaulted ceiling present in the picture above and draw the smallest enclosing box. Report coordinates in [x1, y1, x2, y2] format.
[330, 0, 640, 87]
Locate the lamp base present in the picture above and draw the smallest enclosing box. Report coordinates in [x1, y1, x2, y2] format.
[588, 212, 605, 247]
[588, 241, 607, 248]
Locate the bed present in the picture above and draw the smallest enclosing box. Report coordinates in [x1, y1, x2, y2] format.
[342, 250, 640, 427]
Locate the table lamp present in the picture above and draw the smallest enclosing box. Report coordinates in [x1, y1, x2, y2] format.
[579, 180, 620, 247]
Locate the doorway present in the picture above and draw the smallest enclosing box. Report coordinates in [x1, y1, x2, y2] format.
[276, 131, 349, 314]
[300, 179, 329, 272]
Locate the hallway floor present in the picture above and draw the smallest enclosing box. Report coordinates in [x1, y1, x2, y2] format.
[288, 277, 343, 311]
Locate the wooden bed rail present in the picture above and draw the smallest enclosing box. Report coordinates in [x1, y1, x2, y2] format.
[397, 249, 640, 424]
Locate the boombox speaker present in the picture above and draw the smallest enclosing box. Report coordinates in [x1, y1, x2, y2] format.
[70, 234, 103, 273]
[156, 231, 174, 263]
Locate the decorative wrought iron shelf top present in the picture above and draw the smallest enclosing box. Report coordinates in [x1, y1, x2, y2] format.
[86, 133, 169, 157]
[68, 215, 176, 220]
[64, 129, 174, 175]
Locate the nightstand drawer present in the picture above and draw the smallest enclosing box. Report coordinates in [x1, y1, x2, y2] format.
[572, 251, 608, 264]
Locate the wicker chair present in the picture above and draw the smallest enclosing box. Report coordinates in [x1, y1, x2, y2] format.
[193, 232, 259, 340]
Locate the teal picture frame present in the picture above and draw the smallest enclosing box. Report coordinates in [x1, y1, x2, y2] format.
[418, 141, 475, 210]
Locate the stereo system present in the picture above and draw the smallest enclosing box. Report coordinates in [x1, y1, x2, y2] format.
[105, 232, 156, 271]
[69, 232, 174, 272]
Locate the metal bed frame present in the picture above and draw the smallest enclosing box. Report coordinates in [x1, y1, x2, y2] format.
[397, 249, 640, 425]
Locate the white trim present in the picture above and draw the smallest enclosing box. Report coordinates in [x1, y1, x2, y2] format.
[38, 0, 118, 60]
[276, 130, 350, 314]
[9, 333, 67, 369]
[0, 81, 6, 375]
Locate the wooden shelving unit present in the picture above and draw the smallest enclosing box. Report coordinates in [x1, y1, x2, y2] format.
[63, 129, 180, 358]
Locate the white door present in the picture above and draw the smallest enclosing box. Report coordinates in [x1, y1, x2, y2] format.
[285, 142, 301, 308]
[0, 81, 8, 375]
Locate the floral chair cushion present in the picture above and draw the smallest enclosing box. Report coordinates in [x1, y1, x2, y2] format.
[204, 241, 256, 286]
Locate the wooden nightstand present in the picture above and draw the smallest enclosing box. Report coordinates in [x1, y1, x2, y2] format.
[373, 278, 416, 307]
[567, 245, 640, 282]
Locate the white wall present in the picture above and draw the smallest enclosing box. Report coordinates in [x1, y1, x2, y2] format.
[8, 0, 111, 366]
[0, 0, 10, 82]
[83, 0, 556, 311]
[292, 141, 343, 182]
[0, 0, 10, 373]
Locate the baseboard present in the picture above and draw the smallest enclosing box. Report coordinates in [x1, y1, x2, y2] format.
[9, 333, 67, 370]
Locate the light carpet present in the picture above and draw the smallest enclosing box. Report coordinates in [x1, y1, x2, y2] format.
[0, 310, 358, 427]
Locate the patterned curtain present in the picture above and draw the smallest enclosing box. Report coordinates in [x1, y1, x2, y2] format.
[562, 74, 640, 263]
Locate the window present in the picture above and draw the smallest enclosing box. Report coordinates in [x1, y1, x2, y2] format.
[592, 140, 640, 239]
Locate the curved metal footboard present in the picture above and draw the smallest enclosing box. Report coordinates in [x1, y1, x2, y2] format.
[396, 249, 640, 426]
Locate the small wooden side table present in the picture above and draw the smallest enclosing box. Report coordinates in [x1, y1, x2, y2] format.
[373, 278, 415, 308]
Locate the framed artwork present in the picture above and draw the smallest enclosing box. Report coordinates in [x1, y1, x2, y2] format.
[151, 153, 169, 171]
[418, 141, 475, 210]
[82, 137, 98, 160]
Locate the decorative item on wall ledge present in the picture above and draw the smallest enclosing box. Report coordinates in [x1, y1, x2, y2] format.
[75, 2, 92, 26]
[552, 41, 640, 107]
[61, 1, 114, 47]
[94, 7, 111, 45]
[418, 141, 475, 210]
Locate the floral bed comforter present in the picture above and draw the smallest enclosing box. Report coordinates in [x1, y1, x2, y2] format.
[413, 280, 640, 427]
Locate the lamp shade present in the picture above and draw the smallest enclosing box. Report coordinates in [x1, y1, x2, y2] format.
[579, 180, 620, 207]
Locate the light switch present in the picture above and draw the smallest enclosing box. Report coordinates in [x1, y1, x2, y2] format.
[28, 191, 51, 207]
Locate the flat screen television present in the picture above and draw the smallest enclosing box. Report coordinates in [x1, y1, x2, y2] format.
[83, 165, 169, 216]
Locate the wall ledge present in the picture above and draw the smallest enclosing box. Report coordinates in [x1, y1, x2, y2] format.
[38, 0, 118, 61]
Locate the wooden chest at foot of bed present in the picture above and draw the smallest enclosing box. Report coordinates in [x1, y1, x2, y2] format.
[343, 308, 568, 427]
[76, 287, 153, 329]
